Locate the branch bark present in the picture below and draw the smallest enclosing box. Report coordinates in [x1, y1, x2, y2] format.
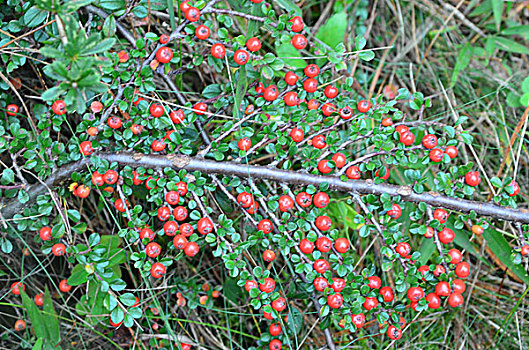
[2, 153, 529, 224]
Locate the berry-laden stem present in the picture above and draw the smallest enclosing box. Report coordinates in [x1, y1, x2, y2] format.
[3, 153, 529, 226]
[426, 206, 449, 272]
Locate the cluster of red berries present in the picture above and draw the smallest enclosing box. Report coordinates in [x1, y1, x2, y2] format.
[38, 226, 66, 256]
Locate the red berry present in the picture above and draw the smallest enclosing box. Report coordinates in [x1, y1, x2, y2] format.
[400, 131, 415, 146]
[387, 203, 402, 219]
[448, 293, 464, 307]
[367, 276, 381, 289]
[324, 85, 338, 99]
[339, 106, 353, 120]
[150, 262, 166, 278]
[381, 117, 393, 126]
[438, 227, 455, 244]
[195, 25, 210, 40]
[176, 181, 188, 196]
[173, 206, 188, 221]
[164, 221, 179, 237]
[313, 259, 330, 273]
[80, 141, 93, 156]
[380, 286, 394, 302]
[363, 297, 378, 311]
[193, 102, 207, 115]
[278, 195, 294, 212]
[211, 43, 226, 59]
[284, 91, 299, 107]
[299, 238, 314, 254]
[334, 237, 350, 253]
[173, 234, 187, 249]
[292, 34, 307, 50]
[258, 219, 273, 234]
[269, 339, 282, 350]
[263, 249, 275, 262]
[295, 192, 312, 207]
[312, 135, 326, 149]
[351, 313, 365, 329]
[290, 127, 304, 142]
[157, 206, 171, 221]
[284, 71, 299, 85]
[269, 323, 281, 336]
[317, 159, 332, 174]
[331, 278, 346, 292]
[263, 85, 279, 101]
[455, 262, 470, 278]
[346, 166, 361, 179]
[59, 279, 71, 293]
[332, 153, 347, 168]
[433, 208, 449, 223]
[151, 139, 166, 152]
[233, 49, 250, 65]
[435, 281, 451, 297]
[303, 78, 318, 93]
[150, 103, 165, 117]
[395, 242, 411, 257]
[313, 192, 329, 208]
[197, 217, 214, 235]
[452, 279, 466, 294]
[448, 248, 463, 264]
[139, 228, 155, 242]
[184, 241, 199, 257]
[387, 325, 402, 340]
[307, 99, 319, 110]
[39, 227, 52, 241]
[244, 280, 258, 292]
[507, 180, 520, 196]
[185, 7, 200, 22]
[10, 282, 25, 295]
[259, 277, 275, 293]
[289, 16, 304, 32]
[445, 145, 458, 159]
[406, 286, 424, 302]
[426, 292, 441, 309]
[238, 137, 252, 151]
[314, 276, 328, 292]
[327, 293, 343, 309]
[6, 104, 18, 116]
[424, 226, 435, 238]
[429, 148, 444, 162]
[146, 242, 161, 258]
[315, 215, 332, 231]
[52, 100, 67, 115]
[165, 190, 180, 205]
[52, 243, 66, 256]
[159, 34, 169, 44]
[237, 192, 253, 208]
[422, 134, 438, 149]
[304, 64, 320, 78]
[465, 171, 481, 187]
[375, 167, 390, 180]
[156, 47, 173, 63]
[316, 236, 332, 253]
[246, 37, 261, 52]
[357, 100, 371, 113]
[321, 102, 336, 116]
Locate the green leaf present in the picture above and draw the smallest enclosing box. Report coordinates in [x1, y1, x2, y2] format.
[276, 42, 304, 69]
[275, 0, 301, 16]
[32, 338, 43, 350]
[501, 25, 529, 36]
[451, 44, 472, 87]
[233, 66, 248, 119]
[494, 36, 529, 54]
[98, 0, 125, 11]
[316, 12, 347, 51]
[43, 286, 60, 345]
[2, 169, 14, 184]
[81, 38, 116, 56]
[40, 86, 64, 101]
[23, 6, 47, 28]
[119, 293, 137, 307]
[418, 237, 435, 265]
[102, 15, 117, 37]
[491, 0, 503, 31]
[20, 290, 48, 339]
[62, 0, 95, 12]
[483, 228, 529, 285]
[67, 264, 89, 286]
